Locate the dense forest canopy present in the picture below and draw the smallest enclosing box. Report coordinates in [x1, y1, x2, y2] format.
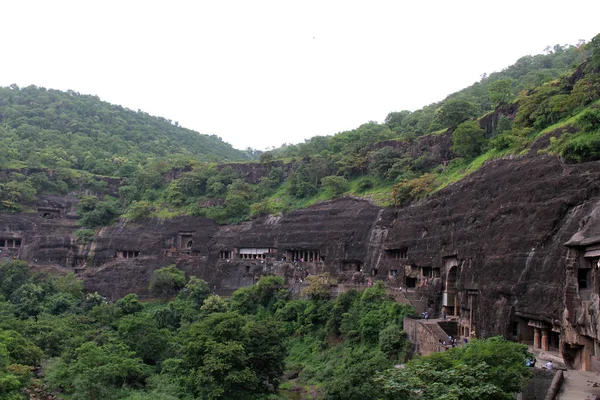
[0, 262, 531, 400]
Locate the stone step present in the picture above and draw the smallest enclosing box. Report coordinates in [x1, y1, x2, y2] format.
[423, 320, 456, 344]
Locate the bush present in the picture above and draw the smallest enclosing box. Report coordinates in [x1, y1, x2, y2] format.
[577, 108, 600, 132]
[321, 175, 349, 197]
[74, 229, 95, 244]
[356, 177, 374, 192]
[392, 173, 437, 206]
[558, 131, 600, 163]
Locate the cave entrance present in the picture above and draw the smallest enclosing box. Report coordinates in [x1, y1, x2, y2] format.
[116, 250, 140, 259]
[0, 238, 22, 248]
[405, 277, 417, 288]
[444, 266, 458, 316]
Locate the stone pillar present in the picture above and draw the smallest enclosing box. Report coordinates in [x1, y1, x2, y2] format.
[534, 328, 541, 349]
[559, 337, 563, 356]
[541, 329, 549, 351]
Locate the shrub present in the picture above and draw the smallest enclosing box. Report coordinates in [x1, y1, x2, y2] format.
[321, 175, 349, 197]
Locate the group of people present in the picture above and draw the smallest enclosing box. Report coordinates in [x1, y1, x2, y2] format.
[525, 357, 553, 370]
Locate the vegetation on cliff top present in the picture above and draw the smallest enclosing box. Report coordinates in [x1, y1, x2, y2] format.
[1, 34, 599, 224]
[0, 261, 531, 399]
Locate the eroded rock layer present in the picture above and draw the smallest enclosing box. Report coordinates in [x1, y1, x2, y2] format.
[3, 155, 600, 369]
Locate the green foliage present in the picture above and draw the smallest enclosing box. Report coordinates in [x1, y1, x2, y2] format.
[0, 261, 30, 298]
[392, 173, 438, 206]
[488, 78, 515, 107]
[0, 343, 24, 400]
[375, 337, 532, 400]
[452, 120, 487, 159]
[52, 272, 84, 300]
[42, 293, 82, 315]
[123, 200, 152, 221]
[437, 99, 478, 128]
[9, 283, 44, 318]
[117, 313, 171, 364]
[0, 330, 44, 366]
[283, 285, 414, 400]
[546, 106, 600, 162]
[149, 265, 187, 297]
[379, 324, 409, 361]
[301, 273, 334, 301]
[45, 341, 151, 399]
[174, 310, 286, 399]
[115, 294, 143, 315]
[76, 195, 121, 228]
[231, 276, 286, 315]
[320, 175, 349, 196]
[0, 85, 249, 176]
[552, 130, 600, 163]
[74, 228, 95, 245]
[355, 177, 375, 192]
[176, 276, 211, 310]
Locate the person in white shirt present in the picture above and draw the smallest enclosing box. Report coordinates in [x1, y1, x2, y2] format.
[545, 361, 553, 370]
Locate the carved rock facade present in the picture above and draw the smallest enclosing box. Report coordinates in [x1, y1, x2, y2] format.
[3, 155, 600, 370]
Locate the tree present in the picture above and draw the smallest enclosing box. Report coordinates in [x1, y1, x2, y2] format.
[45, 341, 150, 400]
[10, 283, 44, 318]
[117, 313, 170, 364]
[384, 110, 412, 130]
[452, 120, 487, 159]
[242, 318, 286, 393]
[437, 99, 477, 128]
[149, 265, 186, 297]
[379, 324, 409, 361]
[123, 201, 152, 221]
[53, 272, 84, 300]
[302, 273, 334, 300]
[0, 260, 30, 298]
[115, 294, 143, 315]
[488, 79, 515, 108]
[176, 276, 211, 309]
[0, 329, 44, 366]
[375, 337, 532, 400]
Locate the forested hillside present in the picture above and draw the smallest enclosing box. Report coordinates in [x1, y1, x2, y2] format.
[0, 85, 251, 175]
[1, 35, 599, 226]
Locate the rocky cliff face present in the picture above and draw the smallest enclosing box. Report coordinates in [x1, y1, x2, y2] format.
[3, 154, 600, 369]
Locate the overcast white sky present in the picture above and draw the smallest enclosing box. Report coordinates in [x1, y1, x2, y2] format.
[1, 1, 599, 150]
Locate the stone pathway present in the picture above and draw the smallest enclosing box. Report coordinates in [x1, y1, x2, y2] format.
[558, 371, 600, 400]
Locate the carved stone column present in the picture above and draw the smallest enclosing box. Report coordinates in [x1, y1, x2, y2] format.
[541, 329, 549, 351]
[533, 328, 541, 349]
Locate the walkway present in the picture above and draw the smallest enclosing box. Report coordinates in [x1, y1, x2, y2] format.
[558, 370, 600, 399]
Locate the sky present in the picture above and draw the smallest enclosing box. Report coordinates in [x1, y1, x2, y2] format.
[1, 1, 599, 151]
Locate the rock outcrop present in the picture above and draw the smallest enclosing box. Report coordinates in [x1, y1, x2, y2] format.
[3, 154, 600, 370]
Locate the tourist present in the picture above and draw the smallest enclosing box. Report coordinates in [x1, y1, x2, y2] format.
[545, 361, 553, 370]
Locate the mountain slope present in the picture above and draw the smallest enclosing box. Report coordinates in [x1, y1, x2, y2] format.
[0, 85, 250, 175]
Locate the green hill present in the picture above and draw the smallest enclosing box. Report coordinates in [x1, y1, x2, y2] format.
[0, 85, 250, 175]
[1, 34, 599, 223]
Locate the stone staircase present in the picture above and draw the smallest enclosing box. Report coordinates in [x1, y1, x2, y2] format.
[423, 320, 454, 343]
[404, 290, 427, 315]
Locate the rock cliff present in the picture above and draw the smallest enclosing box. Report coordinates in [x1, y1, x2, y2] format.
[3, 154, 600, 369]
